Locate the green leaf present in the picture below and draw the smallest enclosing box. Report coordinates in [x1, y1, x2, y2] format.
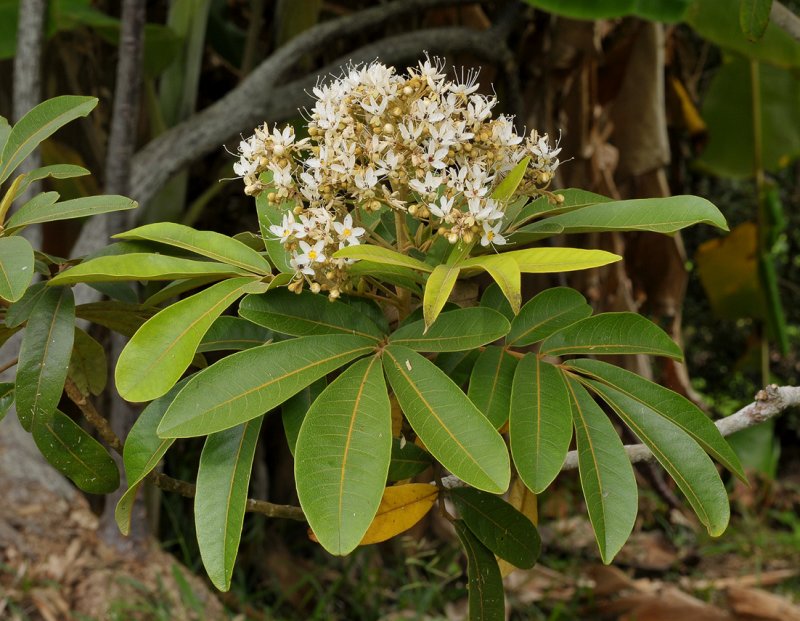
[5, 281, 47, 328]
[467, 347, 518, 429]
[480, 283, 514, 322]
[579, 377, 730, 536]
[255, 189, 294, 273]
[196, 416, 263, 591]
[116, 277, 259, 402]
[454, 520, 505, 621]
[525, 0, 689, 22]
[349, 260, 425, 291]
[566, 377, 637, 564]
[282, 378, 326, 457]
[450, 487, 541, 569]
[0, 236, 34, 302]
[507, 287, 592, 347]
[6, 192, 139, 231]
[390, 307, 510, 352]
[75, 301, 156, 337]
[116, 381, 187, 535]
[14, 163, 90, 197]
[115, 222, 272, 275]
[492, 156, 529, 202]
[239, 289, 384, 340]
[198, 316, 272, 352]
[509, 354, 572, 493]
[696, 58, 800, 178]
[564, 359, 745, 480]
[32, 409, 119, 494]
[423, 263, 460, 329]
[334, 245, 433, 272]
[383, 345, 510, 493]
[0, 116, 9, 153]
[740, 0, 773, 41]
[686, 0, 800, 69]
[387, 439, 434, 482]
[515, 196, 728, 241]
[49, 254, 250, 285]
[512, 189, 612, 226]
[158, 334, 376, 438]
[540, 312, 684, 360]
[0, 383, 14, 423]
[15, 286, 75, 430]
[0, 96, 97, 184]
[296, 356, 392, 555]
[68, 328, 107, 396]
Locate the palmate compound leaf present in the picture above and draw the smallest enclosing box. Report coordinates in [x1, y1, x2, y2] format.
[467, 346, 518, 429]
[115, 222, 272, 275]
[454, 520, 505, 621]
[157, 334, 377, 438]
[565, 376, 637, 564]
[382, 345, 510, 494]
[540, 312, 684, 360]
[295, 356, 391, 555]
[577, 377, 730, 536]
[564, 359, 745, 480]
[15, 286, 75, 430]
[32, 409, 119, 494]
[239, 288, 384, 340]
[506, 287, 592, 347]
[116, 380, 190, 535]
[196, 416, 264, 591]
[390, 307, 510, 352]
[509, 354, 573, 493]
[116, 277, 264, 403]
[450, 487, 541, 569]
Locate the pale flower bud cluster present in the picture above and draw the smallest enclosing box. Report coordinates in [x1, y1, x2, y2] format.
[234, 57, 561, 296]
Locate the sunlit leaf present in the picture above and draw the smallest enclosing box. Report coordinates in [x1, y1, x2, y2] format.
[423, 263, 460, 329]
[359, 484, 438, 545]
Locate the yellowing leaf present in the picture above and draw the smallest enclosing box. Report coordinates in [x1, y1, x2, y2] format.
[360, 484, 438, 545]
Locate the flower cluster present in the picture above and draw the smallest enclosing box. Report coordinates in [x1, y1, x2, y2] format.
[235, 57, 561, 297]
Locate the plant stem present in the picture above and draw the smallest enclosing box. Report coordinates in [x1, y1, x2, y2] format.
[0, 357, 18, 375]
[750, 59, 770, 387]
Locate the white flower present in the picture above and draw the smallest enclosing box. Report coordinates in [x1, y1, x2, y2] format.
[428, 195, 454, 219]
[293, 214, 317, 239]
[268, 162, 293, 189]
[409, 171, 442, 196]
[233, 157, 257, 178]
[333, 214, 365, 246]
[481, 221, 507, 247]
[269, 213, 296, 243]
[290, 255, 315, 276]
[422, 142, 449, 170]
[295, 240, 327, 265]
[354, 167, 381, 191]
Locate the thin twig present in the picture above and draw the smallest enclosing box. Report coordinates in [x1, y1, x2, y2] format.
[0, 357, 18, 375]
[64, 377, 307, 521]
